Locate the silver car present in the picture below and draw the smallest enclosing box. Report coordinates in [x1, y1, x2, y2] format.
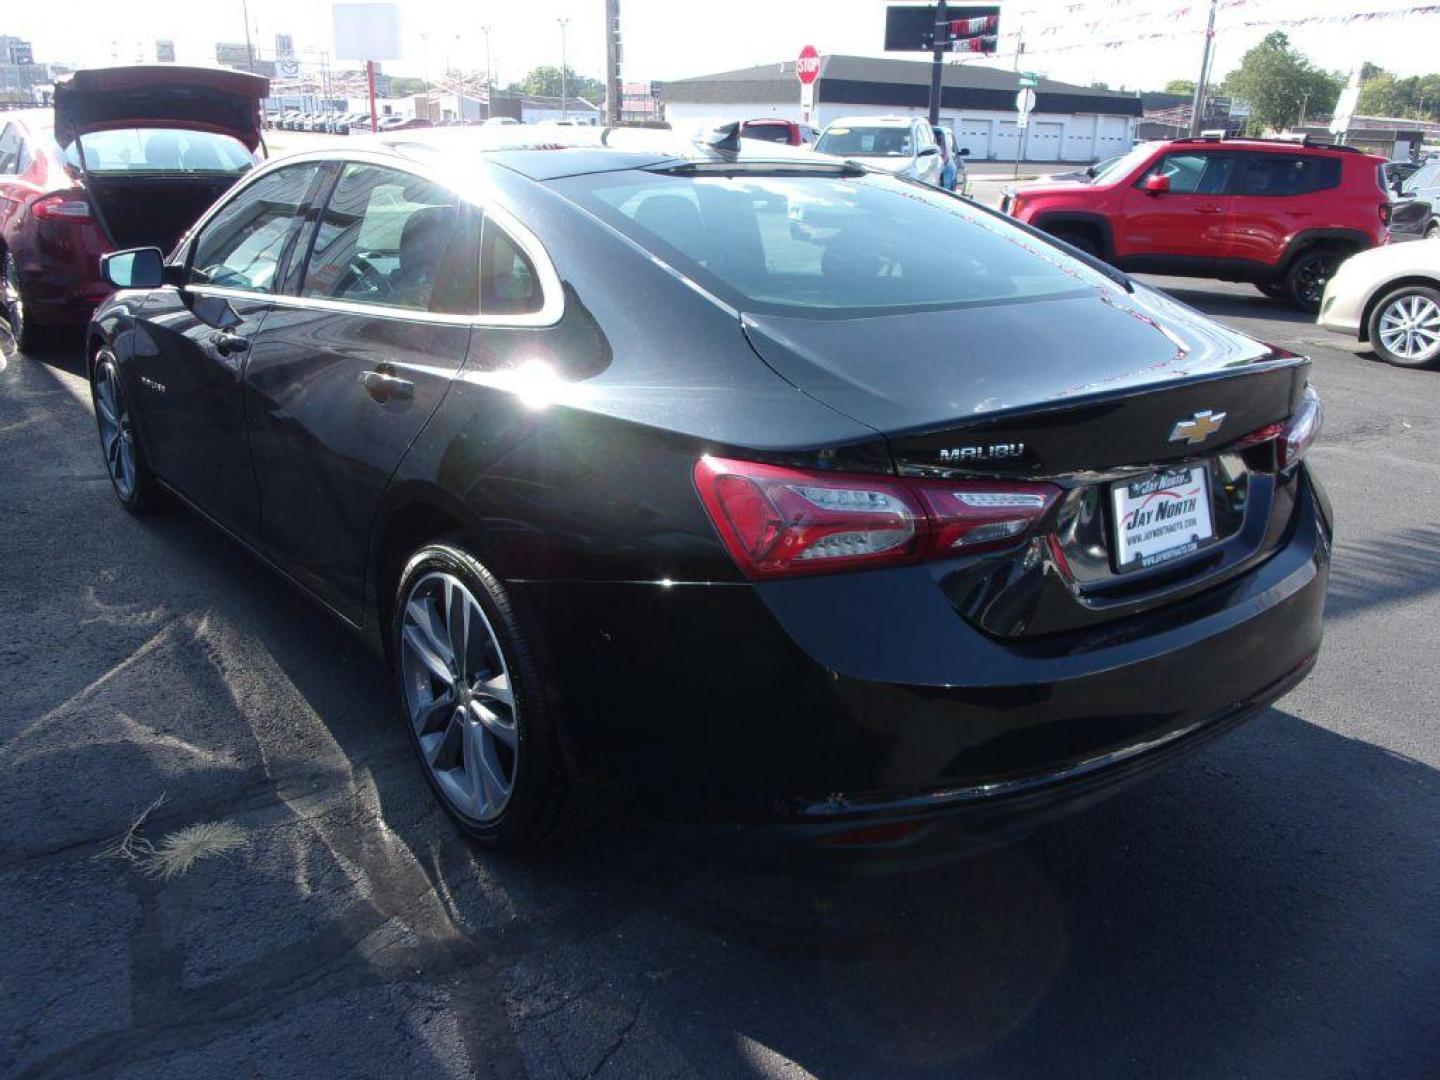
[815, 116, 944, 187]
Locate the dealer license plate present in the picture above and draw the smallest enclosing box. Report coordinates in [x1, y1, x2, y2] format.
[1110, 464, 1216, 572]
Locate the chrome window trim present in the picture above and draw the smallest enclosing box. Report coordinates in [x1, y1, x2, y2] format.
[173, 146, 565, 329]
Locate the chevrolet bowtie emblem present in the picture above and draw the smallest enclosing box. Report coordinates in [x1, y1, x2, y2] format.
[1169, 410, 1227, 445]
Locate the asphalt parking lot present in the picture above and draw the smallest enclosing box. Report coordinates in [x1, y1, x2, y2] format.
[2, 280, 1438, 1079]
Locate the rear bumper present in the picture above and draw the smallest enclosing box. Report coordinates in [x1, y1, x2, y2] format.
[513, 469, 1331, 835]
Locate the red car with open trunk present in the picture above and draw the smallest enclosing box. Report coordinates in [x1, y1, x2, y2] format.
[0, 65, 267, 348]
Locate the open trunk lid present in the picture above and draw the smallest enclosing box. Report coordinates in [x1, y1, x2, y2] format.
[53, 65, 268, 152]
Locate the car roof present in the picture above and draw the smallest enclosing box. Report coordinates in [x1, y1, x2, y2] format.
[1161, 135, 1377, 159]
[368, 125, 840, 182]
[825, 116, 916, 128]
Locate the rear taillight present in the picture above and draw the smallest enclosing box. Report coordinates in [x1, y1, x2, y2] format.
[32, 193, 92, 222]
[693, 456, 1060, 579]
[1234, 386, 1323, 472]
[1379, 201, 1392, 226]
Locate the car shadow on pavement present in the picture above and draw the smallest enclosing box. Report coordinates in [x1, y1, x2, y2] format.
[1152, 284, 1316, 327]
[1325, 523, 1440, 622]
[5, 351, 1438, 1079]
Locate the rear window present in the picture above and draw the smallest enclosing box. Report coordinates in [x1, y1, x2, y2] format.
[742, 123, 792, 144]
[63, 128, 254, 175]
[554, 170, 1112, 317]
[815, 126, 914, 158]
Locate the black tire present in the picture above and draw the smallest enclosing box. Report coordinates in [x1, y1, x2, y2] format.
[1366, 284, 1440, 369]
[1283, 247, 1346, 312]
[390, 539, 572, 850]
[90, 347, 161, 514]
[1, 250, 49, 353]
[1425, 220, 1439, 241]
[1255, 283, 1287, 300]
[1047, 228, 1101, 258]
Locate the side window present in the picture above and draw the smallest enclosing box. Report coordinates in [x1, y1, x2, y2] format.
[300, 163, 471, 313]
[1142, 152, 1237, 195]
[0, 125, 18, 174]
[481, 219, 543, 316]
[1235, 153, 1341, 197]
[189, 163, 323, 292]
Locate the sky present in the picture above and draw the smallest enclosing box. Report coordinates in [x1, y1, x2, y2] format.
[6, 0, 1440, 93]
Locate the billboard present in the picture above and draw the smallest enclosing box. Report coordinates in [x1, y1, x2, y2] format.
[884, 5, 1000, 52]
[332, 3, 401, 61]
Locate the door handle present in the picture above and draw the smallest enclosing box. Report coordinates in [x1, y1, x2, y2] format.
[1194, 204, 1224, 214]
[360, 369, 414, 403]
[213, 330, 249, 355]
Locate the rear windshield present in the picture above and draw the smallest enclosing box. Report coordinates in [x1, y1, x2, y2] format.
[815, 126, 914, 158]
[553, 169, 1111, 317]
[63, 128, 254, 175]
[741, 123, 792, 144]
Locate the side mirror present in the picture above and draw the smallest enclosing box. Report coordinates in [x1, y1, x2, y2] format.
[101, 247, 165, 289]
[958, 147, 971, 157]
[1142, 173, 1171, 195]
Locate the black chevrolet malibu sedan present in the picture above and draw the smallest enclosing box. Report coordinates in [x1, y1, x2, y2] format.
[86, 130, 1332, 854]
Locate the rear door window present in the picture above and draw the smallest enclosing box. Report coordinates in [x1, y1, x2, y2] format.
[1402, 163, 1440, 196]
[299, 163, 477, 314]
[481, 221, 542, 316]
[189, 163, 325, 293]
[1234, 153, 1341, 197]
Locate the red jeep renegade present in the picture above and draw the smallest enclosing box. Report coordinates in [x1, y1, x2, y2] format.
[1002, 135, 1392, 310]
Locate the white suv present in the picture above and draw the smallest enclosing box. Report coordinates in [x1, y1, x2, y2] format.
[814, 116, 944, 186]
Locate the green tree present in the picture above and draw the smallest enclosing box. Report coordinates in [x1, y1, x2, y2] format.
[388, 76, 426, 96]
[1222, 32, 1341, 133]
[1089, 81, 1111, 90]
[504, 65, 604, 102]
[1358, 65, 1440, 120]
[1163, 79, 1196, 96]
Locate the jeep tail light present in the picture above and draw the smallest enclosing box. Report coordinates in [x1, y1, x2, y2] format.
[32, 193, 92, 221]
[1233, 386, 1322, 472]
[694, 456, 1060, 579]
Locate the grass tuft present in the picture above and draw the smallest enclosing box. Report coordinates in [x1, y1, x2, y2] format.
[141, 821, 248, 880]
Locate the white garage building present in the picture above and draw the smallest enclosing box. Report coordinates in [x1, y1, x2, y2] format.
[661, 55, 1142, 164]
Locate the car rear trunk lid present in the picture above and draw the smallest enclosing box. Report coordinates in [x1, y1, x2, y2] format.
[53, 65, 269, 152]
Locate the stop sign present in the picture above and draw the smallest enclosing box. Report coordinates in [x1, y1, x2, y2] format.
[796, 45, 820, 85]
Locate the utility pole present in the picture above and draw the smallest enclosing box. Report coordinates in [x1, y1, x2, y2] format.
[556, 17, 570, 121]
[1297, 91, 1309, 130]
[605, 0, 622, 126]
[1188, 0, 1218, 136]
[927, 0, 948, 126]
[481, 25, 493, 112]
[241, 0, 256, 74]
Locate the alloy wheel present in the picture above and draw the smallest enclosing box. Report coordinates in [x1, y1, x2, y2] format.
[1293, 253, 1339, 307]
[1, 253, 24, 347]
[399, 571, 519, 822]
[1377, 293, 1440, 364]
[93, 355, 138, 500]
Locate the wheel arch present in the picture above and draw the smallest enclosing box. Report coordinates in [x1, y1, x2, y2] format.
[1358, 275, 1440, 343]
[1031, 211, 1116, 261]
[1279, 229, 1372, 274]
[367, 482, 502, 659]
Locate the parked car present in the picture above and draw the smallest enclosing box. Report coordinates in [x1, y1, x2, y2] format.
[375, 115, 434, 132]
[0, 65, 266, 350]
[931, 124, 969, 193]
[86, 133, 1330, 854]
[1001, 134, 1392, 310]
[1318, 240, 1440, 368]
[738, 119, 817, 147]
[814, 116, 944, 187]
[1387, 159, 1440, 240]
